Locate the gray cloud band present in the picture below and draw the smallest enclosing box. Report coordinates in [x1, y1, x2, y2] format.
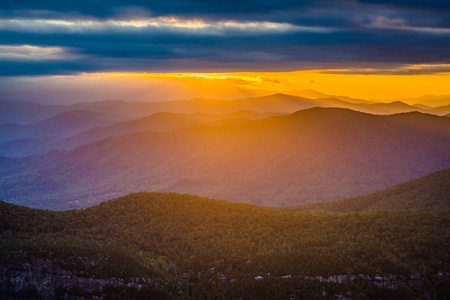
[0, 0, 449, 75]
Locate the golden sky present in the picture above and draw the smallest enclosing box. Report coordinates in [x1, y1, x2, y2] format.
[3, 0, 450, 105]
[91, 68, 450, 101]
[2, 67, 450, 104]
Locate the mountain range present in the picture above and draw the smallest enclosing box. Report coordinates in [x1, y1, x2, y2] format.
[0, 110, 131, 144]
[1, 107, 448, 210]
[2, 92, 447, 126]
[1, 90, 449, 299]
[0, 111, 283, 157]
[0, 92, 447, 158]
[392, 94, 450, 107]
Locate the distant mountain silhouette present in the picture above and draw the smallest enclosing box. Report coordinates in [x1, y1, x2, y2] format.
[283, 89, 331, 99]
[2, 94, 445, 131]
[0, 111, 283, 157]
[79, 94, 319, 114]
[303, 98, 432, 115]
[64, 94, 427, 116]
[78, 93, 440, 116]
[392, 94, 450, 107]
[1, 108, 448, 210]
[245, 89, 372, 104]
[173, 111, 285, 122]
[433, 104, 450, 115]
[0, 110, 130, 144]
[288, 168, 450, 213]
[0, 99, 66, 124]
[363, 101, 423, 113]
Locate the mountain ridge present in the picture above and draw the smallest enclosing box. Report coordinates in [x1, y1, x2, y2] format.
[286, 168, 450, 213]
[2, 93, 445, 127]
[0, 191, 448, 299]
[0, 111, 285, 157]
[0, 110, 130, 144]
[1, 107, 448, 209]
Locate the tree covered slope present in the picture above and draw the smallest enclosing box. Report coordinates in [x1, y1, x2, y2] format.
[1, 192, 449, 299]
[287, 168, 450, 213]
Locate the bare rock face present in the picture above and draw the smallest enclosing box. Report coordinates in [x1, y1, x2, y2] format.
[0, 252, 149, 299]
[1, 251, 442, 299]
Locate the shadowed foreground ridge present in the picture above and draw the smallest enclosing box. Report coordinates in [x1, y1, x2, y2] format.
[1, 191, 449, 299]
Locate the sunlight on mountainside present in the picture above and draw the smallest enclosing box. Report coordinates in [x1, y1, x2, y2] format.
[1, 0, 450, 299]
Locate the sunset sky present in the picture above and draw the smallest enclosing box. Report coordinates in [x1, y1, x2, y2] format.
[1, 0, 449, 103]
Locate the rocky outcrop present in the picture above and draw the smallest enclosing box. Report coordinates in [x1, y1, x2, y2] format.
[0, 252, 150, 299]
[302, 273, 424, 290]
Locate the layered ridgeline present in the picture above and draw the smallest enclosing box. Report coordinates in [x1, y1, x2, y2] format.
[287, 168, 450, 213]
[0, 111, 283, 157]
[0, 93, 445, 156]
[0, 100, 66, 125]
[1, 192, 449, 299]
[1, 93, 445, 126]
[1, 108, 449, 209]
[66, 94, 435, 116]
[0, 110, 132, 144]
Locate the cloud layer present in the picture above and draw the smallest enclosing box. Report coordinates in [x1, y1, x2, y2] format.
[0, 0, 449, 76]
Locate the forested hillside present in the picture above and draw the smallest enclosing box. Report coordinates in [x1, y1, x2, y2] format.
[288, 168, 450, 213]
[1, 192, 449, 299]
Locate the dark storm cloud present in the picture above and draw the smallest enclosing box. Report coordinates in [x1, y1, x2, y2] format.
[0, 60, 95, 76]
[2, 0, 447, 19]
[359, 0, 450, 11]
[0, 0, 449, 75]
[0, 0, 316, 19]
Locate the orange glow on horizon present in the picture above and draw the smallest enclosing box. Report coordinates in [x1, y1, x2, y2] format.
[83, 68, 450, 102]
